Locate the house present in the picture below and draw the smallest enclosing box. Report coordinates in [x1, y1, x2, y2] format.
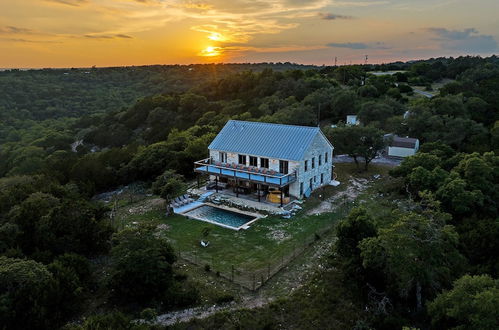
[194, 120, 334, 206]
[346, 115, 360, 126]
[385, 134, 419, 158]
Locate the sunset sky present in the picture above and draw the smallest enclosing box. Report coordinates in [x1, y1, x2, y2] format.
[1, 0, 498, 68]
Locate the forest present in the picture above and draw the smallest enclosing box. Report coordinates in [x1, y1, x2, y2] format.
[0, 56, 498, 329]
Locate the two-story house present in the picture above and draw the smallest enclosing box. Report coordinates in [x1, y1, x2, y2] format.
[194, 120, 334, 206]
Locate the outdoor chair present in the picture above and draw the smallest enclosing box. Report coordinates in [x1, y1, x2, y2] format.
[269, 170, 276, 175]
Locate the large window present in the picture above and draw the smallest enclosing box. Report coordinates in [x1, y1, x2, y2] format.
[260, 157, 269, 168]
[279, 160, 289, 174]
[300, 182, 303, 195]
[249, 156, 258, 167]
[304, 160, 308, 172]
[309, 178, 313, 190]
[312, 157, 315, 169]
[319, 154, 322, 166]
[238, 154, 246, 165]
[321, 173, 324, 184]
[325, 152, 328, 163]
[219, 152, 227, 163]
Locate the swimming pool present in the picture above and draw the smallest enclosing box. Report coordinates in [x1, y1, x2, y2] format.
[183, 205, 258, 230]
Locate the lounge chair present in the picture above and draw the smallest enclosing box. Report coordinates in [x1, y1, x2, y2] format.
[269, 170, 276, 175]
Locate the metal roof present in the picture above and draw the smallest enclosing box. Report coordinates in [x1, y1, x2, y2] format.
[209, 120, 325, 161]
[391, 135, 419, 148]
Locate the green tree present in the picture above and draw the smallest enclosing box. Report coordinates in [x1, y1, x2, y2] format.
[360, 211, 464, 312]
[152, 170, 186, 214]
[108, 224, 178, 306]
[428, 274, 499, 330]
[0, 257, 54, 329]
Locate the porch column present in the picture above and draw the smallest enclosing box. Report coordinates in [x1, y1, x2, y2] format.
[215, 176, 218, 193]
[280, 189, 283, 207]
[257, 184, 261, 202]
[236, 179, 239, 197]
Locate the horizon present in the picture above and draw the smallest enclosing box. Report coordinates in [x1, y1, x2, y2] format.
[1, 0, 498, 68]
[1, 54, 497, 71]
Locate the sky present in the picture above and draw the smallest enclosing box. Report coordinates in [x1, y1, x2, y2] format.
[0, 0, 498, 68]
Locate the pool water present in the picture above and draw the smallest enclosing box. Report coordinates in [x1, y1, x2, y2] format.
[184, 205, 256, 229]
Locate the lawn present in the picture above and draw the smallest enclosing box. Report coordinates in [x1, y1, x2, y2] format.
[115, 163, 392, 285]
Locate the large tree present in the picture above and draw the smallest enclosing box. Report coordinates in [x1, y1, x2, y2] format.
[428, 274, 499, 330]
[108, 224, 178, 306]
[360, 211, 465, 312]
[327, 125, 386, 171]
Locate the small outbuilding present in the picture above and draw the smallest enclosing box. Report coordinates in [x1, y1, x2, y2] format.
[385, 134, 419, 158]
[346, 115, 360, 126]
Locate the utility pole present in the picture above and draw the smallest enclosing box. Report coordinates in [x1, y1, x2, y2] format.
[334, 57, 338, 67]
[364, 55, 369, 66]
[317, 103, 321, 127]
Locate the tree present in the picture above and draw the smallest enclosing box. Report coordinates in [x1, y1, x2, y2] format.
[326, 125, 386, 171]
[0, 257, 54, 329]
[152, 170, 187, 214]
[360, 211, 464, 312]
[108, 224, 178, 306]
[428, 275, 499, 330]
[335, 207, 377, 284]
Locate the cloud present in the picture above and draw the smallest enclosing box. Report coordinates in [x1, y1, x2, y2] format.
[0, 26, 36, 34]
[0, 37, 59, 44]
[318, 12, 354, 20]
[84, 34, 133, 39]
[45, 0, 89, 6]
[427, 27, 498, 53]
[326, 41, 390, 49]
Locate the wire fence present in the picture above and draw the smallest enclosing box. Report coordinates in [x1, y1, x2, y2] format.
[176, 202, 352, 291]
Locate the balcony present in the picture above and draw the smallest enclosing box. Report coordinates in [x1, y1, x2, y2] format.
[194, 158, 297, 187]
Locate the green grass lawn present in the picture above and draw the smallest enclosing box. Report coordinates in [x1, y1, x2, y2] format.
[121, 206, 348, 276]
[116, 163, 392, 281]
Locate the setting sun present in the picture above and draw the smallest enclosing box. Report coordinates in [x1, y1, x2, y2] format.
[200, 46, 222, 57]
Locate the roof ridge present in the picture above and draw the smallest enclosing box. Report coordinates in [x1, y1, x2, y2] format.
[227, 119, 319, 130]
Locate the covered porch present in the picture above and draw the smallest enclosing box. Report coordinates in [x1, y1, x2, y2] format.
[194, 158, 297, 207]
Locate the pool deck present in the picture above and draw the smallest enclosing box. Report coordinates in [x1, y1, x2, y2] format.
[189, 187, 295, 214]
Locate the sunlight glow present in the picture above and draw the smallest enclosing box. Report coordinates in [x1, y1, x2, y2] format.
[208, 32, 227, 42]
[200, 46, 222, 57]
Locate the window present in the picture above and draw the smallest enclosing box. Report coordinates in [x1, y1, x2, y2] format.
[319, 154, 322, 166]
[325, 152, 328, 163]
[304, 160, 308, 172]
[300, 182, 303, 195]
[260, 157, 269, 168]
[219, 152, 227, 163]
[238, 154, 246, 165]
[279, 160, 289, 174]
[314, 176, 317, 183]
[312, 157, 315, 169]
[321, 173, 324, 184]
[309, 178, 313, 190]
[249, 156, 258, 167]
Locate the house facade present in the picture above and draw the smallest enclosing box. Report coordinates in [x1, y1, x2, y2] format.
[194, 120, 334, 205]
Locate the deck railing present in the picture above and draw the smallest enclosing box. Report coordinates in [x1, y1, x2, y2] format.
[194, 158, 297, 187]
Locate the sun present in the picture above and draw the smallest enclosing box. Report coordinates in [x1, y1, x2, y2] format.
[200, 46, 222, 57]
[208, 32, 227, 42]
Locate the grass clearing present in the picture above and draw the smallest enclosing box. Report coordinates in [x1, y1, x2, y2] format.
[114, 163, 393, 285]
